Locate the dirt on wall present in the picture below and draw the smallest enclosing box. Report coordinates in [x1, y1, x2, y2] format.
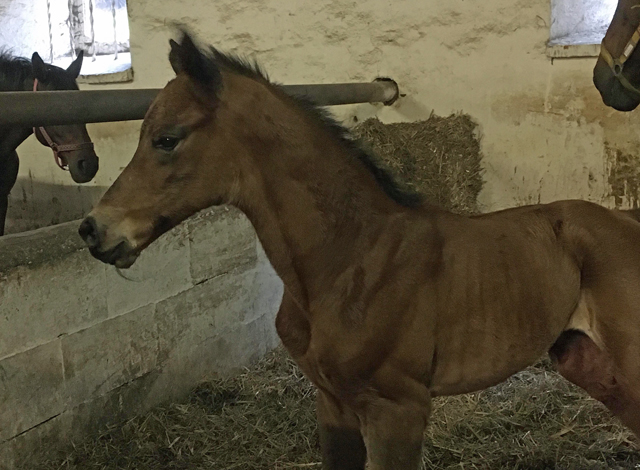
[607, 145, 640, 209]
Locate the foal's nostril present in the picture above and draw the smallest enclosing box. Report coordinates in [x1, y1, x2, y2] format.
[79, 216, 100, 248]
[77, 159, 86, 174]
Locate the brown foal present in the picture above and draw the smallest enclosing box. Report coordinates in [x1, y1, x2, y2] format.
[80, 32, 640, 469]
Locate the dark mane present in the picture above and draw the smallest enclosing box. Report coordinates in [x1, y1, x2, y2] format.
[209, 47, 270, 83]
[0, 50, 33, 92]
[289, 97, 423, 208]
[0, 50, 78, 92]
[207, 47, 422, 209]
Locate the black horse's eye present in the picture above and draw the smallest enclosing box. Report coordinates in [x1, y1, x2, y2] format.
[153, 136, 180, 151]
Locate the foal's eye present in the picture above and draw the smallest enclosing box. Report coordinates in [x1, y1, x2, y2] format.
[153, 136, 180, 151]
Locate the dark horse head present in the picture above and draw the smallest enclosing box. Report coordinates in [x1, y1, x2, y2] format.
[0, 51, 99, 182]
[593, 0, 640, 111]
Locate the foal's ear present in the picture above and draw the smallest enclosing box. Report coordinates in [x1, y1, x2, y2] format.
[169, 39, 182, 72]
[169, 33, 221, 89]
[66, 51, 84, 79]
[31, 52, 48, 81]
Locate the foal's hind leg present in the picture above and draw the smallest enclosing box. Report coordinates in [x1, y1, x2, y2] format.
[550, 329, 640, 436]
[0, 151, 19, 236]
[317, 390, 366, 470]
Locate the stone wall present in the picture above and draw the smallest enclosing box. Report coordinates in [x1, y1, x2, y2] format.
[0, 206, 283, 469]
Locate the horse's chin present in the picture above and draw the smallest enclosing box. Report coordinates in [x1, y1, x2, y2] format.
[69, 167, 95, 184]
[114, 253, 139, 269]
[593, 61, 640, 111]
[88, 241, 140, 268]
[601, 83, 640, 111]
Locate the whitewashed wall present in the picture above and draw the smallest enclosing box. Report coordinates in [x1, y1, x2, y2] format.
[5, 0, 639, 235]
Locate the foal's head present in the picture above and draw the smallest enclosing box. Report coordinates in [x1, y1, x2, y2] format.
[79, 33, 279, 267]
[594, 0, 640, 111]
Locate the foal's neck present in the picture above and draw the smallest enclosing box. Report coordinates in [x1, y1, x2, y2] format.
[236, 93, 405, 310]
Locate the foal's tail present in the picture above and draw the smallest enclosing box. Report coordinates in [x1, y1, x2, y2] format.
[620, 208, 640, 223]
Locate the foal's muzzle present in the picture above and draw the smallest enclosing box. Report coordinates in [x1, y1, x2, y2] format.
[78, 216, 101, 249]
[79, 216, 139, 268]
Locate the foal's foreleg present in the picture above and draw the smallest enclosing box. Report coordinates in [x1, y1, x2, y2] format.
[317, 390, 367, 470]
[361, 395, 430, 470]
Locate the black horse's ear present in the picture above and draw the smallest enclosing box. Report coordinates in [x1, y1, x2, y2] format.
[31, 52, 48, 81]
[169, 33, 220, 89]
[66, 51, 84, 78]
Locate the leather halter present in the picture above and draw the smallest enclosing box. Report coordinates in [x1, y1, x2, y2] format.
[32, 78, 95, 170]
[600, 22, 640, 98]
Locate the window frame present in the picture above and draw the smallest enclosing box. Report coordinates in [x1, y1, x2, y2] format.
[546, 0, 617, 59]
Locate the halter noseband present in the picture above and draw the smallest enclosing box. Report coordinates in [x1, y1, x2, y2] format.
[32, 78, 95, 171]
[600, 22, 640, 98]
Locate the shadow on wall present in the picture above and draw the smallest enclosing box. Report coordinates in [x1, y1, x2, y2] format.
[5, 178, 108, 235]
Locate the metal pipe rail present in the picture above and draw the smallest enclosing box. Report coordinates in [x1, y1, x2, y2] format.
[0, 79, 399, 127]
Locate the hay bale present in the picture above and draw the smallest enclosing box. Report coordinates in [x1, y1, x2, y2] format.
[350, 114, 484, 214]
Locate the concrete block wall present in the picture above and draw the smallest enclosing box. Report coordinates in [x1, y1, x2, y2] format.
[0, 206, 283, 470]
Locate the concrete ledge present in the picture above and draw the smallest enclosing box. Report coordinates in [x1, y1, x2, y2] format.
[0, 206, 283, 470]
[0, 219, 87, 274]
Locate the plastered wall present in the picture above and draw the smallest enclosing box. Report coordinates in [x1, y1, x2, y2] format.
[6, 0, 639, 235]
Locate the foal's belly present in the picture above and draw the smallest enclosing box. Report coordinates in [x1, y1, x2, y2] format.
[429, 347, 548, 397]
[425, 242, 581, 396]
[428, 313, 568, 397]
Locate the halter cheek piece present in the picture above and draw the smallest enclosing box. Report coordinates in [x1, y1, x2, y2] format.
[32, 78, 95, 171]
[600, 23, 640, 98]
